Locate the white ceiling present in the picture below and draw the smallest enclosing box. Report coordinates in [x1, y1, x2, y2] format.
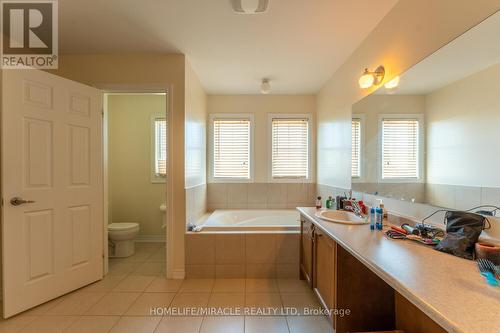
[381, 11, 500, 95]
[59, 0, 398, 94]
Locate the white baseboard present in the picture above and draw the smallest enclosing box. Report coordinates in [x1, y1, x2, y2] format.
[170, 269, 185, 279]
[136, 235, 165, 243]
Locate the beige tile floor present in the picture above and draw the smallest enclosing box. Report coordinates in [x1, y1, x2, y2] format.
[0, 243, 332, 333]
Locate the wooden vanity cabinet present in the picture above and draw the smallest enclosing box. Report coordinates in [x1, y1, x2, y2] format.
[299, 213, 447, 333]
[313, 228, 336, 322]
[300, 217, 314, 286]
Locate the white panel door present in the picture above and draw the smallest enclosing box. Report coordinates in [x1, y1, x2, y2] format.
[1, 69, 103, 318]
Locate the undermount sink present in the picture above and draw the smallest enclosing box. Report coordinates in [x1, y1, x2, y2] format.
[315, 210, 367, 225]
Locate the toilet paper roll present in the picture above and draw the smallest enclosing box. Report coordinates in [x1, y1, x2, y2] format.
[475, 242, 500, 265]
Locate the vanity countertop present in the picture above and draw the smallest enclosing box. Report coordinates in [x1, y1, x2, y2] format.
[297, 207, 500, 333]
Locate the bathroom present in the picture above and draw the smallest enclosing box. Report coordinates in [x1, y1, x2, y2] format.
[1, 1, 500, 332]
[106, 93, 167, 275]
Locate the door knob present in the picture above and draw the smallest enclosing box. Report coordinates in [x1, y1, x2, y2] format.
[10, 197, 35, 206]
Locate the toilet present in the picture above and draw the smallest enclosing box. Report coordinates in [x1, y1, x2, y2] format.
[108, 222, 140, 257]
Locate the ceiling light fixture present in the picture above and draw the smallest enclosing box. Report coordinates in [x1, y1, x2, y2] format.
[260, 79, 271, 94]
[358, 66, 385, 89]
[384, 76, 400, 89]
[231, 0, 269, 14]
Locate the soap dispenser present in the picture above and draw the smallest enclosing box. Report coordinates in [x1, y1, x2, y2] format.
[377, 199, 387, 219]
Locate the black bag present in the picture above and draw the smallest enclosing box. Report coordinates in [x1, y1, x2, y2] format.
[434, 211, 487, 260]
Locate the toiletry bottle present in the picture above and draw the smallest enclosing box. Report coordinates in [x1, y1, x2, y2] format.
[376, 207, 383, 230]
[370, 207, 375, 230]
[339, 195, 346, 210]
[326, 196, 333, 209]
[359, 201, 367, 215]
[377, 199, 387, 219]
[315, 196, 322, 209]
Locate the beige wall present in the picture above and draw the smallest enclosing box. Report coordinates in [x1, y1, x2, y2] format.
[185, 61, 207, 188]
[317, 0, 500, 191]
[185, 60, 208, 225]
[426, 62, 500, 188]
[207, 95, 316, 183]
[107, 94, 166, 238]
[352, 94, 426, 184]
[51, 54, 186, 277]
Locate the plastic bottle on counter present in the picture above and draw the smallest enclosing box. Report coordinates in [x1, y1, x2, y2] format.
[370, 207, 376, 231]
[326, 196, 333, 209]
[377, 199, 387, 219]
[315, 196, 322, 209]
[376, 207, 383, 230]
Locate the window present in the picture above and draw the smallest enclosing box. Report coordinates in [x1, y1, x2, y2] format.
[380, 115, 423, 180]
[210, 114, 253, 181]
[151, 115, 167, 183]
[352, 118, 362, 178]
[270, 114, 311, 181]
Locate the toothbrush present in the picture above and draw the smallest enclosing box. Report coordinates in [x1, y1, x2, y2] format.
[477, 259, 499, 286]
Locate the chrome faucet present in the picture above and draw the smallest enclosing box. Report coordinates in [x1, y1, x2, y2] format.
[350, 200, 363, 217]
[342, 197, 363, 217]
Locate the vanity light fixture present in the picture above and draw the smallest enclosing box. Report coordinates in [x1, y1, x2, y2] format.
[260, 78, 271, 94]
[358, 66, 385, 89]
[384, 76, 400, 89]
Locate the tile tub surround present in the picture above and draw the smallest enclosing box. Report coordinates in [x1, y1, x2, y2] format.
[186, 183, 208, 225]
[185, 233, 300, 279]
[0, 277, 330, 333]
[207, 183, 317, 210]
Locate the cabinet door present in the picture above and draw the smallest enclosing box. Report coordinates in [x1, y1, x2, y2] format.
[300, 217, 314, 286]
[313, 228, 336, 316]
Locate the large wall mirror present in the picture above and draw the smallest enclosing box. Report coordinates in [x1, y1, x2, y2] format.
[351, 12, 500, 211]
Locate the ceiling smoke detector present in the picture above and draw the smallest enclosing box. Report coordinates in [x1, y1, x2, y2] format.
[231, 0, 269, 14]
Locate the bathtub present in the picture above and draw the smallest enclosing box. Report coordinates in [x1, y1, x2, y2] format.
[200, 209, 300, 231]
[187, 209, 301, 278]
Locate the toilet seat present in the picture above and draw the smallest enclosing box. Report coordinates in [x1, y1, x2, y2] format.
[108, 222, 139, 231]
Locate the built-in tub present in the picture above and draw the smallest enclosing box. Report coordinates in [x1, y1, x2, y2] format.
[186, 209, 301, 278]
[200, 209, 300, 231]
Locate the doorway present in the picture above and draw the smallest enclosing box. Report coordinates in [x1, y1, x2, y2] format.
[103, 93, 168, 276]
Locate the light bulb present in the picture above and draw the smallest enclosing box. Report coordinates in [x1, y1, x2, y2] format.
[358, 72, 375, 89]
[241, 0, 260, 13]
[384, 76, 400, 89]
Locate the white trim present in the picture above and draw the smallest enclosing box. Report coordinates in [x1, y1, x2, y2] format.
[377, 114, 425, 183]
[351, 114, 365, 183]
[208, 113, 255, 183]
[136, 235, 166, 243]
[102, 94, 109, 275]
[171, 269, 186, 280]
[267, 113, 313, 183]
[150, 113, 167, 184]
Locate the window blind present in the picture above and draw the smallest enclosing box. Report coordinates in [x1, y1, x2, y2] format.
[213, 119, 250, 179]
[352, 119, 361, 178]
[382, 119, 419, 179]
[271, 118, 309, 179]
[155, 118, 167, 177]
